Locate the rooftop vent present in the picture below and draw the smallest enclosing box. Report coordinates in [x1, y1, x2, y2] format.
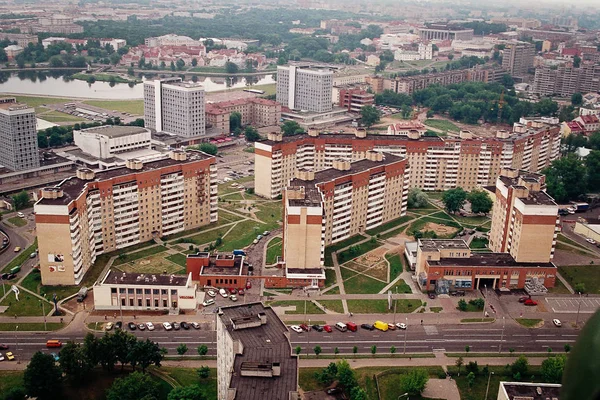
[40, 187, 64, 200]
[76, 168, 95, 180]
[126, 159, 144, 170]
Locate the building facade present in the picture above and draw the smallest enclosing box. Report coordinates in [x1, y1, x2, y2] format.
[254, 124, 561, 199]
[276, 65, 333, 113]
[418, 25, 474, 41]
[34, 150, 217, 286]
[216, 303, 298, 400]
[73, 126, 152, 159]
[144, 77, 206, 137]
[488, 169, 559, 263]
[533, 64, 600, 97]
[338, 87, 375, 112]
[94, 271, 197, 311]
[502, 42, 536, 79]
[0, 97, 40, 172]
[205, 98, 281, 135]
[0, 33, 38, 48]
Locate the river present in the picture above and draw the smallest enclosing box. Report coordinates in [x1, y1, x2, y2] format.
[0, 70, 276, 99]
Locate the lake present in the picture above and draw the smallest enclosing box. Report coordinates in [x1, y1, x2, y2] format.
[0, 70, 276, 99]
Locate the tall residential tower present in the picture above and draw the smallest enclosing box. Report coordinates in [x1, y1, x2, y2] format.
[0, 97, 39, 171]
[276, 65, 333, 113]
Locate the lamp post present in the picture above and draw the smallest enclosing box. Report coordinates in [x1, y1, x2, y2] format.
[306, 318, 310, 357]
[15, 325, 18, 352]
[403, 317, 408, 354]
[119, 294, 123, 324]
[498, 316, 505, 353]
[575, 292, 582, 328]
[485, 371, 495, 399]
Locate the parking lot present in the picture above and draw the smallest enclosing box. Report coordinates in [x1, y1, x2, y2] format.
[546, 297, 600, 314]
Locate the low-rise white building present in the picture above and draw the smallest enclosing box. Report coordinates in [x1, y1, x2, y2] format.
[94, 270, 198, 311]
[74, 125, 152, 159]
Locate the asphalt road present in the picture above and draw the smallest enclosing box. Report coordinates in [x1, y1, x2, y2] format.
[0, 323, 578, 362]
[0, 222, 29, 269]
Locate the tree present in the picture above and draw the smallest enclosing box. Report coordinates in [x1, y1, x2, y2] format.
[564, 344, 571, 353]
[399, 368, 429, 396]
[407, 188, 429, 208]
[575, 283, 586, 293]
[244, 126, 261, 142]
[129, 338, 163, 373]
[468, 190, 493, 214]
[543, 154, 587, 202]
[59, 341, 92, 383]
[176, 58, 185, 71]
[586, 150, 600, 190]
[281, 120, 304, 136]
[371, 345, 377, 355]
[466, 361, 479, 375]
[534, 98, 559, 116]
[49, 132, 63, 147]
[192, 58, 198, 67]
[511, 355, 529, 380]
[390, 346, 396, 355]
[314, 345, 322, 357]
[106, 371, 160, 400]
[571, 92, 583, 107]
[334, 347, 340, 355]
[442, 187, 467, 214]
[24, 352, 62, 399]
[168, 385, 206, 400]
[82, 332, 101, 367]
[197, 366, 211, 379]
[458, 299, 468, 311]
[295, 346, 302, 355]
[38, 132, 48, 148]
[48, 55, 64, 67]
[360, 105, 381, 128]
[197, 344, 208, 358]
[456, 357, 464, 376]
[469, 298, 485, 310]
[352, 346, 358, 355]
[502, 74, 515, 89]
[465, 345, 470, 354]
[467, 372, 476, 390]
[197, 143, 218, 155]
[111, 329, 137, 371]
[574, 55, 581, 68]
[541, 355, 566, 383]
[349, 387, 368, 400]
[177, 344, 188, 355]
[229, 111, 242, 132]
[225, 61, 239, 74]
[12, 190, 29, 211]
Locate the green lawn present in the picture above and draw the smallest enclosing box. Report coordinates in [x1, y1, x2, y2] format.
[365, 215, 413, 236]
[429, 211, 456, 222]
[265, 237, 282, 265]
[7, 216, 27, 227]
[337, 239, 383, 264]
[0, 290, 53, 316]
[516, 318, 543, 328]
[342, 268, 388, 294]
[386, 253, 406, 277]
[556, 234, 583, 248]
[14, 95, 74, 107]
[0, 322, 64, 331]
[2, 239, 37, 273]
[555, 242, 595, 257]
[219, 220, 270, 251]
[267, 300, 325, 315]
[160, 367, 217, 399]
[318, 300, 344, 313]
[470, 237, 489, 249]
[38, 110, 85, 123]
[0, 371, 24, 396]
[461, 318, 495, 323]
[452, 214, 490, 226]
[407, 216, 461, 237]
[20, 268, 42, 294]
[559, 265, 600, 294]
[189, 66, 228, 73]
[165, 253, 187, 268]
[174, 226, 230, 247]
[391, 279, 412, 294]
[254, 202, 282, 228]
[430, 307, 443, 313]
[40, 284, 81, 301]
[347, 299, 421, 313]
[112, 245, 168, 266]
[324, 269, 337, 287]
[324, 235, 365, 266]
[253, 83, 277, 96]
[83, 99, 144, 115]
[548, 276, 571, 294]
[424, 119, 460, 132]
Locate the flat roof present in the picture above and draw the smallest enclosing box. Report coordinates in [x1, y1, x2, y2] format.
[419, 239, 470, 251]
[500, 382, 561, 399]
[79, 125, 149, 138]
[429, 253, 555, 269]
[218, 303, 298, 400]
[262, 132, 444, 146]
[102, 270, 190, 287]
[287, 186, 322, 208]
[519, 190, 557, 206]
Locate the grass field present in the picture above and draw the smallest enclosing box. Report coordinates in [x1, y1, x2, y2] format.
[14, 95, 74, 107]
[386, 253, 404, 277]
[342, 268, 387, 294]
[159, 367, 217, 400]
[0, 371, 23, 396]
[38, 110, 85, 123]
[470, 237, 489, 249]
[218, 219, 270, 251]
[176, 226, 230, 247]
[251, 83, 276, 95]
[337, 239, 382, 264]
[365, 215, 413, 236]
[0, 322, 64, 331]
[516, 318, 543, 328]
[7, 216, 27, 227]
[267, 300, 325, 315]
[324, 234, 365, 266]
[347, 299, 421, 313]
[20, 268, 42, 294]
[559, 265, 600, 294]
[318, 300, 344, 313]
[83, 100, 144, 115]
[112, 245, 168, 266]
[452, 214, 490, 226]
[424, 119, 460, 132]
[391, 279, 412, 294]
[0, 291, 53, 316]
[324, 269, 336, 287]
[165, 253, 187, 268]
[548, 276, 571, 294]
[265, 237, 282, 264]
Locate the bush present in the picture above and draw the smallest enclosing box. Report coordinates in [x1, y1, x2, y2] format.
[458, 299, 468, 311]
[469, 298, 485, 310]
[466, 361, 479, 375]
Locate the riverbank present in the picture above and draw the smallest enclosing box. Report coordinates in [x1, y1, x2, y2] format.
[71, 72, 141, 84]
[1, 66, 277, 77]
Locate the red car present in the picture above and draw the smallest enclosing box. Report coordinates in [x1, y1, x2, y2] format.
[237, 288, 245, 296]
[518, 296, 530, 303]
[229, 288, 237, 294]
[524, 299, 538, 306]
[323, 325, 332, 333]
[299, 324, 311, 332]
[246, 281, 252, 289]
[0, 344, 8, 350]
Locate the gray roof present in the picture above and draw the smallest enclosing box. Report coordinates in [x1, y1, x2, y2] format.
[80, 125, 149, 138]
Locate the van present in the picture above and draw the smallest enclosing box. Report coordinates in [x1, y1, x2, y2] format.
[373, 321, 389, 332]
[346, 322, 358, 332]
[335, 322, 347, 332]
[46, 340, 62, 348]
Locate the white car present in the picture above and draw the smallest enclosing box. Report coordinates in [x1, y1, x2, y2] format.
[219, 288, 228, 298]
[207, 290, 216, 297]
[290, 325, 303, 334]
[191, 322, 200, 329]
[396, 323, 407, 330]
[17, 212, 24, 218]
[146, 322, 155, 331]
[0, 353, 4, 361]
[105, 322, 114, 331]
[230, 294, 238, 302]
[553, 319, 562, 327]
[202, 299, 215, 307]
[586, 238, 596, 245]
[162, 322, 173, 331]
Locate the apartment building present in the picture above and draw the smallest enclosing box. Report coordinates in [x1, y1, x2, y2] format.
[414, 239, 557, 293]
[205, 98, 281, 135]
[144, 77, 205, 137]
[497, 382, 561, 400]
[0, 33, 38, 48]
[488, 169, 559, 263]
[27, 14, 83, 34]
[254, 124, 561, 199]
[217, 303, 298, 400]
[276, 65, 333, 113]
[533, 64, 600, 97]
[34, 150, 217, 286]
[283, 153, 409, 281]
[418, 25, 474, 41]
[0, 97, 40, 172]
[502, 42, 536, 79]
[338, 87, 375, 112]
[73, 126, 152, 159]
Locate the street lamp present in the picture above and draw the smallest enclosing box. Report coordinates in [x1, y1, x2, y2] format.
[15, 325, 18, 352]
[575, 292, 582, 328]
[498, 316, 505, 353]
[485, 371, 495, 399]
[403, 317, 408, 354]
[397, 393, 409, 400]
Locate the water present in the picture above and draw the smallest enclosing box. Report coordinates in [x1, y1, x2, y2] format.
[0, 70, 275, 99]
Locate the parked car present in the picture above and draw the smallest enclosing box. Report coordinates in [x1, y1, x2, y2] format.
[553, 319, 562, 327]
[30, 252, 36, 259]
[230, 294, 238, 302]
[162, 322, 173, 331]
[146, 322, 155, 331]
[312, 325, 324, 332]
[396, 323, 407, 330]
[238, 288, 245, 296]
[229, 288, 237, 294]
[326, 388, 342, 395]
[290, 325, 303, 333]
[219, 288, 228, 298]
[181, 322, 190, 330]
[138, 323, 146, 331]
[263, 231, 270, 236]
[203, 299, 215, 307]
[128, 322, 137, 330]
[115, 321, 122, 330]
[6, 352, 14, 361]
[428, 293, 436, 299]
[361, 323, 375, 331]
[17, 212, 25, 218]
[519, 296, 530, 303]
[524, 299, 538, 306]
[207, 290, 216, 297]
[172, 322, 180, 330]
[51, 352, 60, 362]
[13, 247, 20, 252]
[105, 322, 113, 331]
[586, 238, 597, 245]
[300, 324, 311, 332]
[246, 281, 252, 289]
[0, 344, 8, 350]
[323, 325, 333, 333]
[0, 353, 4, 362]
[191, 322, 200, 329]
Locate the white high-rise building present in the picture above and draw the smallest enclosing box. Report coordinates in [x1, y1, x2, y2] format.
[0, 97, 39, 171]
[144, 78, 205, 137]
[276, 65, 333, 113]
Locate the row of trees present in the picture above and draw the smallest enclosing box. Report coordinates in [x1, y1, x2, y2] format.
[442, 188, 493, 215]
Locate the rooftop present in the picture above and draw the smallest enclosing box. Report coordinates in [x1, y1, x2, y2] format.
[518, 190, 557, 206]
[429, 252, 556, 269]
[499, 381, 561, 400]
[218, 303, 298, 400]
[419, 239, 470, 251]
[78, 125, 149, 138]
[101, 270, 191, 287]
